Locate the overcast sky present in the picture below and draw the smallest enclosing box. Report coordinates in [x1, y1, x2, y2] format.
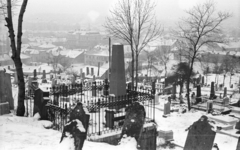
[23, 0, 239, 29]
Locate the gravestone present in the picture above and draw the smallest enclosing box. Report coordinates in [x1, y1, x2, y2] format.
[60, 102, 90, 150]
[223, 87, 227, 98]
[0, 71, 13, 112]
[196, 85, 202, 103]
[86, 67, 89, 75]
[33, 88, 44, 117]
[210, 82, 215, 99]
[163, 100, 171, 116]
[109, 44, 126, 96]
[81, 72, 85, 79]
[206, 100, 213, 113]
[120, 102, 146, 143]
[33, 69, 37, 80]
[42, 70, 47, 83]
[222, 97, 229, 107]
[91, 68, 94, 76]
[184, 115, 216, 150]
[50, 74, 53, 81]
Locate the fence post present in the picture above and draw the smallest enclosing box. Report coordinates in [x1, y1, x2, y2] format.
[98, 98, 101, 135]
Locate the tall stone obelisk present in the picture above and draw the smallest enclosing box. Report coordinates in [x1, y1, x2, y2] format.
[110, 44, 126, 96]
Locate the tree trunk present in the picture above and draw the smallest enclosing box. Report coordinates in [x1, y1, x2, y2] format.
[180, 82, 183, 95]
[14, 58, 25, 116]
[131, 48, 135, 89]
[5, 0, 28, 116]
[135, 53, 139, 90]
[164, 64, 167, 87]
[187, 57, 195, 111]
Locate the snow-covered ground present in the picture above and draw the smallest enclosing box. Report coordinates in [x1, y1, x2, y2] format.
[0, 114, 138, 150]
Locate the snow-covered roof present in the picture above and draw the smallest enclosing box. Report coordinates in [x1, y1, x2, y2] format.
[38, 43, 56, 49]
[63, 50, 84, 58]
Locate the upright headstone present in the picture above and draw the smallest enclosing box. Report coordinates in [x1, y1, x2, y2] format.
[206, 100, 213, 113]
[152, 81, 156, 95]
[223, 87, 227, 98]
[0, 71, 13, 110]
[91, 68, 94, 76]
[210, 82, 215, 99]
[33, 88, 44, 117]
[33, 69, 37, 80]
[196, 85, 202, 103]
[109, 44, 126, 96]
[86, 67, 89, 75]
[60, 102, 89, 150]
[42, 70, 47, 83]
[81, 72, 85, 79]
[184, 116, 216, 150]
[42, 70, 46, 79]
[92, 75, 95, 81]
[120, 102, 145, 142]
[222, 97, 229, 107]
[163, 100, 171, 116]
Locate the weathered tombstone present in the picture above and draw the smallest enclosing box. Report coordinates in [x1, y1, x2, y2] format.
[33, 69, 37, 80]
[81, 72, 85, 79]
[0, 71, 13, 111]
[196, 85, 202, 103]
[33, 87, 44, 117]
[163, 100, 171, 116]
[120, 102, 146, 143]
[222, 97, 229, 107]
[42, 70, 46, 79]
[60, 102, 89, 150]
[42, 70, 47, 83]
[86, 67, 89, 75]
[184, 115, 216, 150]
[109, 44, 126, 96]
[206, 100, 213, 113]
[223, 87, 227, 98]
[210, 82, 215, 99]
[91, 68, 94, 76]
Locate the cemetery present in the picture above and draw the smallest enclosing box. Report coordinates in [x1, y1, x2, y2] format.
[1, 44, 240, 150]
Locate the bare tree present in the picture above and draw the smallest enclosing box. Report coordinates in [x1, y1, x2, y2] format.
[221, 54, 237, 87]
[153, 45, 171, 86]
[104, 0, 163, 88]
[0, 0, 28, 116]
[176, 0, 231, 110]
[201, 53, 211, 84]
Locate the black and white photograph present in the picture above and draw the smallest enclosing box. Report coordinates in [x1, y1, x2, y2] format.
[0, 0, 240, 149]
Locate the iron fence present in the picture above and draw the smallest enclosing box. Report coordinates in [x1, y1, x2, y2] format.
[25, 81, 156, 135]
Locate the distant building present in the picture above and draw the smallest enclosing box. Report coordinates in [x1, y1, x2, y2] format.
[85, 50, 109, 67]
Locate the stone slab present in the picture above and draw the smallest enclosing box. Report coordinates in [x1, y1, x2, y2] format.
[207, 115, 238, 125]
